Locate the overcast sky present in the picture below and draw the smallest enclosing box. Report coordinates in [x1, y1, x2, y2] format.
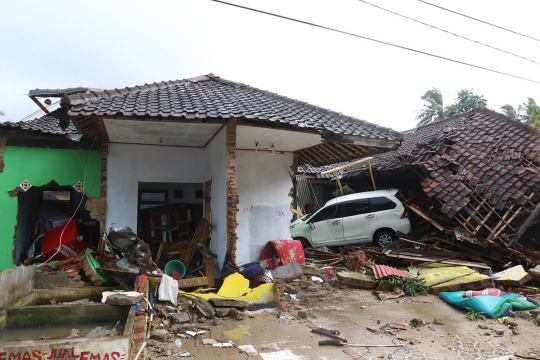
[1, 0, 539, 131]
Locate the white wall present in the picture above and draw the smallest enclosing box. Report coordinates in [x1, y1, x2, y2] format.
[204, 129, 227, 274]
[235, 150, 294, 265]
[106, 144, 207, 231]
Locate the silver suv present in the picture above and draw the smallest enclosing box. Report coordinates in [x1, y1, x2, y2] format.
[290, 189, 410, 248]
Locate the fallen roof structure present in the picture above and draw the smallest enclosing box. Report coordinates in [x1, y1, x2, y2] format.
[300, 108, 540, 267]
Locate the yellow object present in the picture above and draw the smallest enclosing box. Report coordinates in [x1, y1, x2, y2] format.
[179, 272, 275, 304]
[361, 306, 366, 309]
[419, 265, 492, 294]
[494, 265, 531, 286]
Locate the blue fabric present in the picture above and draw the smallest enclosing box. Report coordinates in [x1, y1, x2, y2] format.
[439, 291, 535, 319]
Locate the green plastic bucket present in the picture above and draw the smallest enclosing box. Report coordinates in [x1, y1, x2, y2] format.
[164, 259, 186, 279]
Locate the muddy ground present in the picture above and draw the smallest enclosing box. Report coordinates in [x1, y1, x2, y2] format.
[145, 288, 540, 360]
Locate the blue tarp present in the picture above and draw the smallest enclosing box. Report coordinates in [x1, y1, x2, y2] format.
[439, 291, 536, 318]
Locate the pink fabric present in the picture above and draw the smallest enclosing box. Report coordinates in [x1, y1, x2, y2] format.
[463, 288, 504, 298]
[260, 240, 305, 266]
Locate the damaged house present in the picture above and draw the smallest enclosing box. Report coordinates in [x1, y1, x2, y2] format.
[0, 74, 403, 273]
[299, 107, 540, 268]
[0, 115, 102, 270]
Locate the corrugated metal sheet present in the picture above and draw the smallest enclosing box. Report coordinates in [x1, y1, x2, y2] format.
[296, 174, 314, 206]
[372, 265, 411, 279]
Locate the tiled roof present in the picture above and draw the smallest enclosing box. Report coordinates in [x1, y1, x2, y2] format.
[411, 108, 540, 217]
[0, 116, 79, 135]
[65, 74, 401, 140]
[300, 107, 540, 218]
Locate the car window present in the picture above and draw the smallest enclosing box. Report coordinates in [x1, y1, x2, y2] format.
[342, 199, 371, 218]
[309, 204, 341, 223]
[370, 196, 397, 212]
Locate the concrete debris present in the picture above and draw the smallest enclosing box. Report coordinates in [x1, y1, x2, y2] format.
[271, 262, 304, 279]
[229, 308, 244, 320]
[102, 291, 142, 305]
[433, 317, 445, 325]
[209, 298, 248, 308]
[170, 312, 191, 324]
[215, 307, 231, 317]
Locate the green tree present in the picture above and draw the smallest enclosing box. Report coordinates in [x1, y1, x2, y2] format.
[500, 104, 517, 118]
[443, 89, 487, 118]
[517, 98, 540, 126]
[415, 88, 445, 126]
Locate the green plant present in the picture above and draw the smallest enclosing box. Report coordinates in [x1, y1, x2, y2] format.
[388, 276, 428, 297]
[466, 305, 486, 321]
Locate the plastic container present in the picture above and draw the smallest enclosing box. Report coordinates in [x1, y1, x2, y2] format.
[239, 261, 265, 280]
[164, 260, 186, 279]
[174, 339, 182, 348]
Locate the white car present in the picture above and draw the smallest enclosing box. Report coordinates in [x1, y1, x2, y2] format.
[290, 189, 410, 248]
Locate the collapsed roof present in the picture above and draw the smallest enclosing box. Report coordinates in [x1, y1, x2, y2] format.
[1, 115, 79, 135]
[301, 107, 540, 247]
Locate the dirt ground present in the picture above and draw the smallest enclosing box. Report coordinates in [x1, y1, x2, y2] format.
[145, 287, 540, 360]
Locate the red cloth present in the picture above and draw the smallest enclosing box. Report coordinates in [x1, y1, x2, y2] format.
[463, 288, 504, 298]
[260, 240, 305, 266]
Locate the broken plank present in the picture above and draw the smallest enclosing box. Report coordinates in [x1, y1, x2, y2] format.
[405, 202, 454, 234]
[177, 277, 209, 289]
[383, 253, 490, 269]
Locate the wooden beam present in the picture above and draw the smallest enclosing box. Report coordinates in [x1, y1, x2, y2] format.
[406, 202, 454, 234]
[368, 160, 377, 190]
[30, 96, 50, 114]
[335, 171, 344, 195]
[321, 156, 374, 175]
[315, 143, 339, 162]
[303, 146, 327, 166]
[508, 201, 540, 247]
[291, 208, 305, 217]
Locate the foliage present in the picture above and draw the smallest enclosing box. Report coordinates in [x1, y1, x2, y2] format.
[500, 99, 540, 128]
[443, 89, 487, 118]
[385, 276, 428, 297]
[500, 104, 517, 118]
[466, 305, 486, 321]
[415, 88, 445, 126]
[416, 88, 487, 126]
[518, 98, 540, 127]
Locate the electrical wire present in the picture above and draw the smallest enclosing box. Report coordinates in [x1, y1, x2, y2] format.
[417, 0, 540, 43]
[211, 0, 540, 84]
[38, 136, 97, 266]
[357, 0, 540, 65]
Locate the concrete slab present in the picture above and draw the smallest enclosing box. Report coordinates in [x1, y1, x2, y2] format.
[271, 262, 303, 280]
[494, 265, 531, 286]
[419, 265, 492, 294]
[337, 271, 376, 288]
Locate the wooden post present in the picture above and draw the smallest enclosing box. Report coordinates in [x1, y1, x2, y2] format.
[367, 160, 376, 190]
[335, 170, 344, 195]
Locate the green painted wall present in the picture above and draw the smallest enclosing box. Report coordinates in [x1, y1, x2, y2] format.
[0, 146, 101, 270]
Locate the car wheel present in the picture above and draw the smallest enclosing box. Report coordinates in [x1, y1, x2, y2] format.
[374, 230, 395, 247]
[294, 238, 312, 249]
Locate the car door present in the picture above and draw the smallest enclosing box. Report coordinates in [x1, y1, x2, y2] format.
[308, 202, 344, 247]
[341, 199, 379, 243]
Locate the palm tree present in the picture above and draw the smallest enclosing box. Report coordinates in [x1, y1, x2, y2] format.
[517, 98, 540, 125]
[415, 88, 445, 126]
[443, 89, 487, 118]
[500, 104, 517, 118]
